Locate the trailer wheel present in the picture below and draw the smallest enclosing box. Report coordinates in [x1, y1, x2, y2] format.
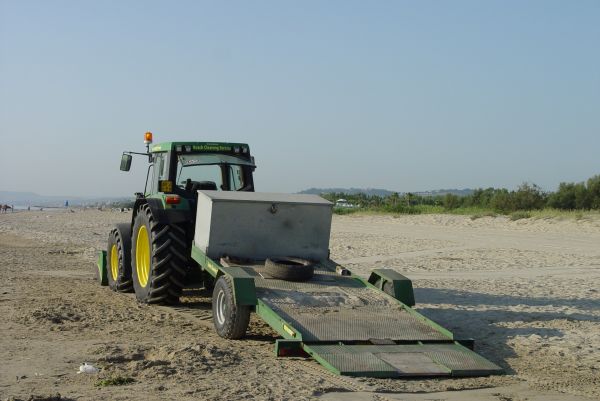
[131, 204, 187, 304]
[264, 257, 314, 281]
[212, 276, 250, 339]
[106, 223, 133, 292]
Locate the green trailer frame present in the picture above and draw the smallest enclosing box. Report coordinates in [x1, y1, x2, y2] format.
[98, 244, 502, 377]
[188, 245, 503, 378]
[98, 245, 502, 377]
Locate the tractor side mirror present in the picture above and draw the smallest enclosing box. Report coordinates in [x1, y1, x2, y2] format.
[120, 154, 132, 171]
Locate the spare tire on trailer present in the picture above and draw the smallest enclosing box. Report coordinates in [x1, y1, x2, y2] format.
[264, 257, 315, 281]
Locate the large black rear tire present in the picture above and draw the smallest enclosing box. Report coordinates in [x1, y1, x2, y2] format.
[212, 276, 250, 339]
[106, 223, 133, 292]
[131, 204, 187, 304]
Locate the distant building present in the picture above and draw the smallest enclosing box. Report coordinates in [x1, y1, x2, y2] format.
[335, 199, 356, 208]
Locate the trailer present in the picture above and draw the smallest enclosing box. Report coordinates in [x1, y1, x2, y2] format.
[187, 191, 502, 377]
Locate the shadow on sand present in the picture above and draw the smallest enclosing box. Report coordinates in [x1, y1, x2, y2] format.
[413, 287, 600, 373]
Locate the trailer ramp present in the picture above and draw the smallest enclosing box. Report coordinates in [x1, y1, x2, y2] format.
[303, 343, 501, 377]
[236, 263, 503, 378]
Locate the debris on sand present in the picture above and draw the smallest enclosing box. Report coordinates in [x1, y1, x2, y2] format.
[77, 362, 99, 374]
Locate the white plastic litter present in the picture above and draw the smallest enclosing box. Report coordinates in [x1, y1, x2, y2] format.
[78, 362, 99, 374]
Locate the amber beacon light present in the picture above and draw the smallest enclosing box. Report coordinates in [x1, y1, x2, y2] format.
[144, 131, 153, 144]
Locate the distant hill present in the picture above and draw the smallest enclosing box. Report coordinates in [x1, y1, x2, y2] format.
[1, 188, 475, 207]
[299, 188, 395, 197]
[0, 190, 132, 207]
[413, 189, 474, 197]
[299, 188, 474, 197]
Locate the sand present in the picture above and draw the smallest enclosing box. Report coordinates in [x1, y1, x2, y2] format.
[0, 209, 599, 400]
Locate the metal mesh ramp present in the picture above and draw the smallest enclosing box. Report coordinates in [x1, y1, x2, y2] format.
[243, 264, 448, 342]
[304, 343, 503, 377]
[263, 303, 448, 342]
[235, 262, 503, 377]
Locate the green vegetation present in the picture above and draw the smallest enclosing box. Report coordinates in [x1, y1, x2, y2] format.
[107, 200, 135, 209]
[470, 211, 498, 220]
[95, 376, 135, 387]
[323, 174, 600, 219]
[509, 211, 532, 221]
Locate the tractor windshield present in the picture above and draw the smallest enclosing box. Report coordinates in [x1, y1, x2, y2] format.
[176, 154, 254, 192]
[178, 154, 255, 167]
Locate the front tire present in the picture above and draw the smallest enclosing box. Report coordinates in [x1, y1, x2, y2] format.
[131, 204, 187, 304]
[106, 224, 133, 292]
[212, 276, 250, 339]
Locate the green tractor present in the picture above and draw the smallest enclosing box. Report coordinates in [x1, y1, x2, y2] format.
[103, 132, 256, 305]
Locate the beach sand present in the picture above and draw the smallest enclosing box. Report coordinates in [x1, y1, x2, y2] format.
[1, 210, 599, 400]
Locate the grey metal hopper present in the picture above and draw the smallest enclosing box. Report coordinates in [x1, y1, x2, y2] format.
[194, 191, 333, 261]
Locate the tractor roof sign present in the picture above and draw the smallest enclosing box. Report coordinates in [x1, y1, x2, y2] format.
[150, 142, 250, 154]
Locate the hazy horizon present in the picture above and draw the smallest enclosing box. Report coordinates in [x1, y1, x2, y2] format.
[1, 1, 599, 197]
[0, 186, 471, 201]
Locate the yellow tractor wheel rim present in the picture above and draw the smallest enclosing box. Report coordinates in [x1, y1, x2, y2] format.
[110, 244, 119, 280]
[136, 225, 151, 287]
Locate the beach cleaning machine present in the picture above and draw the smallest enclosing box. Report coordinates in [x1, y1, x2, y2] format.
[96, 133, 503, 377]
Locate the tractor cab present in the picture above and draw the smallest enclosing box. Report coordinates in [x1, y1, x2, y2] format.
[147, 141, 255, 199]
[120, 133, 256, 203]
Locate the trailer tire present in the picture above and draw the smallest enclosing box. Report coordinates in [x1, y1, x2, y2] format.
[264, 257, 314, 281]
[131, 204, 187, 305]
[212, 276, 250, 339]
[107, 223, 133, 292]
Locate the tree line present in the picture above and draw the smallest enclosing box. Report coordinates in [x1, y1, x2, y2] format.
[321, 174, 600, 214]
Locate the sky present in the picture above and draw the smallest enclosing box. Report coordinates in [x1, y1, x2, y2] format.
[1, 0, 599, 197]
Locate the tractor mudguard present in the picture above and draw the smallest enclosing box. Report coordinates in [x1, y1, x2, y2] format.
[132, 197, 192, 227]
[96, 250, 108, 286]
[368, 268, 415, 306]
